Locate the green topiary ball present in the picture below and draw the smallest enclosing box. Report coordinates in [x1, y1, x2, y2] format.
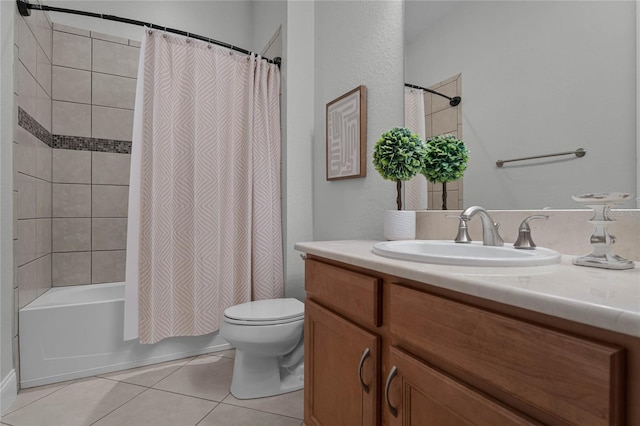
[422, 134, 469, 183]
[373, 127, 425, 182]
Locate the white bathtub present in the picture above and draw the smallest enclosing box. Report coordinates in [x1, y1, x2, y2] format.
[19, 282, 231, 388]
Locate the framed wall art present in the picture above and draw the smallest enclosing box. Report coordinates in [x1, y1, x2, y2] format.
[326, 85, 367, 180]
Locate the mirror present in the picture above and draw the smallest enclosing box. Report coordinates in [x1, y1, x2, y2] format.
[405, 1, 638, 210]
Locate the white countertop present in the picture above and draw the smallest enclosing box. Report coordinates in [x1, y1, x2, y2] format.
[294, 240, 640, 338]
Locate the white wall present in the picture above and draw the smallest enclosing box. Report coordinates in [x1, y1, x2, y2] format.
[282, 1, 314, 300]
[406, 1, 637, 209]
[313, 0, 404, 240]
[0, 0, 16, 413]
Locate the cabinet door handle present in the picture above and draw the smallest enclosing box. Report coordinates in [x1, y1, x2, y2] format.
[357, 347, 371, 392]
[385, 365, 398, 417]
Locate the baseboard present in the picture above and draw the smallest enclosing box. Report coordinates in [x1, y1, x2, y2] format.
[0, 369, 17, 416]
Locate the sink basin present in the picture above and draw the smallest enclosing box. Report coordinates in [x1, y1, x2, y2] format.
[373, 240, 561, 267]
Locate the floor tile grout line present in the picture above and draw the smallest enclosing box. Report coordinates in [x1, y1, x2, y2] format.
[88, 386, 150, 426]
[2, 379, 76, 417]
[193, 401, 220, 426]
[217, 399, 304, 421]
[146, 386, 231, 404]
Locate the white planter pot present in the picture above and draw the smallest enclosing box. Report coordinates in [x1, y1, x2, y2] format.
[383, 210, 416, 241]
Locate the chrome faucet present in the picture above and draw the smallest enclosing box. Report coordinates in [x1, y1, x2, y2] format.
[459, 206, 504, 246]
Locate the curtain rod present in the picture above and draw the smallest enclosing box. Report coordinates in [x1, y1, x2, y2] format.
[17, 0, 282, 67]
[405, 83, 461, 106]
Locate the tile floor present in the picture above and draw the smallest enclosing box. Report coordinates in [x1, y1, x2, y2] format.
[1, 350, 304, 426]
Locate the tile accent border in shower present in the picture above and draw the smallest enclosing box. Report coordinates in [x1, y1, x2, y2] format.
[18, 107, 53, 147]
[18, 107, 132, 154]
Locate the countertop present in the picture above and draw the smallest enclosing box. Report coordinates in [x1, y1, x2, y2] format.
[294, 240, 640, 338]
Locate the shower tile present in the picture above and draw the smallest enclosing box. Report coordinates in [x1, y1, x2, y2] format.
[53, 23, 90, 37]
[425, 114, 433, 138]
[92, 218, 127, 251]
[52, 31, 91, 71]
[431, 107, 458, 136]
[35, 11, 53, 62]
[36, 254, 52, 294]
[52, 66, 91, 104]
[17, 61, 37, 119]
[17, 219, 37, 266]
[16, 173, 36, 219]
[14, 129, 36, 177]
[52, 149, 91, 184]
[91, 31, 128, 46]
[34, 140, 52, 182]
[92, 388, 216, 426]
[92, 152, 131, 185]
[17, 260, 37, 308]
[92, 250, 126, 283]
[129, 40, 141, 48]
[35, 218, 52, 258]
[52, 218, 91, 252]
[35, 84, 51, 133]
[52, 251, 91, 286]
[222, 389, 304, 420]
[424, 92, 432, 115]
[52, 183, 91, 217]
[432, 81, 458, 114]
[92, 106, 134, 141]
[153, 355, 234, 402]
[35, 179, 51, 218]
[92, 73, 137, 109]
[52, 101, 91, 138]
[92, 39, 140, 78]
[92, 185, 129, 217]
[17, 16, 37, 78]
[1, 377, 145, 426]
[36, 44, 51, 97]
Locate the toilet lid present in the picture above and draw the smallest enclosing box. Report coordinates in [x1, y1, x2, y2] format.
[224, 298, 304, 323]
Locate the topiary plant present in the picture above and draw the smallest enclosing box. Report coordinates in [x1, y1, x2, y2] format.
[373, 127, 426, 210]
[422, 134, 469, 209]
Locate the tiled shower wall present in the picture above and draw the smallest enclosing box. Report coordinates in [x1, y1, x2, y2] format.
[13, 4, 53, 384]
[425, 73, 463, 210]
[50, 24, 138, 286]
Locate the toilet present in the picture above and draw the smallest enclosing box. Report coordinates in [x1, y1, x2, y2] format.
[219, 298, 305, 399]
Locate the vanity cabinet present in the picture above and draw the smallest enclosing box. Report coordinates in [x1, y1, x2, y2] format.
[386, 346, 539, 425]
[304, 259, 382, 426]
[303, 255, 635, 426]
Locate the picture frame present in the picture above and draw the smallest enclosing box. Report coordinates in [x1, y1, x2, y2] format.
[326, 85, 367, 180]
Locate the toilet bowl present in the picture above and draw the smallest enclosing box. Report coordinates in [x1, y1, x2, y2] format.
[219, 298, 305, 399]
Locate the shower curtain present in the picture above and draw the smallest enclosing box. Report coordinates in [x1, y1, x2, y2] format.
[124, 30, 283, 344]
[404, 87, 429, 210]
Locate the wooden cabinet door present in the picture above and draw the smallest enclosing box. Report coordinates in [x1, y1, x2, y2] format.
[385, 347, 540, 426]
[305, 300, 379, 426]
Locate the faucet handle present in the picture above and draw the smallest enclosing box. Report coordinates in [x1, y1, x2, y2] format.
[447, 214, 472, 244]
[514, 215, 548, 249]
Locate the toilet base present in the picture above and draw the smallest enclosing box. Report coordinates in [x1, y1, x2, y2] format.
[229, 350, 304, 399]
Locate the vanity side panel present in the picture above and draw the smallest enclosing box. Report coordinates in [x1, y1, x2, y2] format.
[389, 283, 624, 426]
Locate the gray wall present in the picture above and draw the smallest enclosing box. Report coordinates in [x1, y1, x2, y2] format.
[406, 1, 637, 209]
[313, 1, 404, 241]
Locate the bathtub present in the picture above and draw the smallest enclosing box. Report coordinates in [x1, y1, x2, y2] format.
[19, 282, 231, 388]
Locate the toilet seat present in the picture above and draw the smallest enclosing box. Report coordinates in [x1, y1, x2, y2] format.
[223, 298, 304, 326]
